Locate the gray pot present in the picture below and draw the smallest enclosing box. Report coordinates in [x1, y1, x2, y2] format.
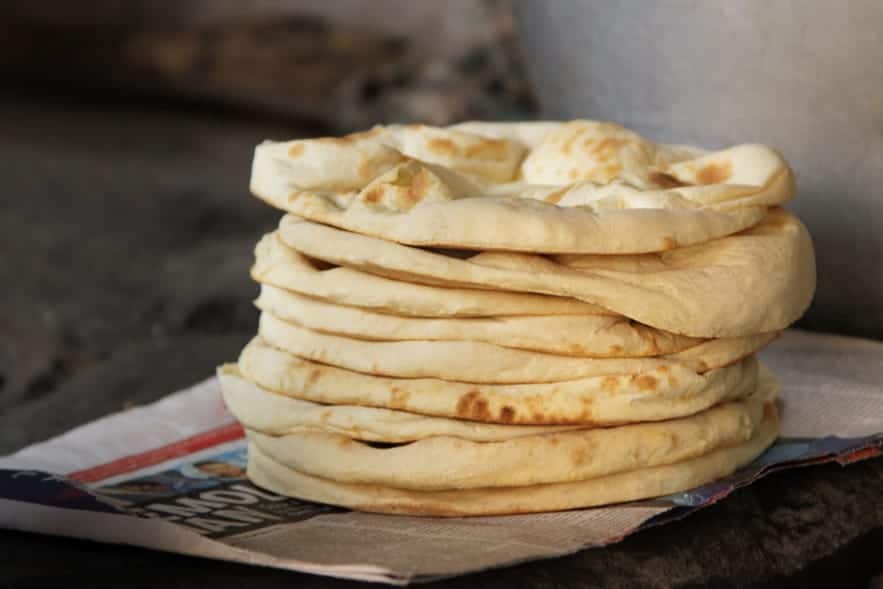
[514, 0, 883, 338]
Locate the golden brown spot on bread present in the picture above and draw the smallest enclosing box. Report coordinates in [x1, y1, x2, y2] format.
[307, 369, 321, 385]
[428, 137, 458, 156]
[570, 446, 588, 466]
[389, 387, 410, 408]
[634, 374, 659, 392]
[696, 161, 733, 185]
[407, 169, 431, 202]
[363, 187, 383, 203]
[662, 236, 679, 250]
[667, 375, 679, 388]
[576, 397, 596, 422]
[465, 137, 507, 159]
[456, 390, 490, 421]
[575, 410, 595, 423]
[568, 168, 581, 180]
[663, 431, 679, 448]
[547, 436, 560, 446]
[288, 144, 305, 157]
[544, 188, 569, 204]
[601, 375, 620, 394]
[657, 365, 670, 373]
[608, 344, 624, 355]
[568, 343, 587, 356]
[695, 359, 710, 372]
[499, 405, 516, 423]
[320, 410, 332, 421]
[588, 137, 627, 159]
[649, 171, 687, 188]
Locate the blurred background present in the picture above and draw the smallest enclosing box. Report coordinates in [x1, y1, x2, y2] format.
[2, 0, 881, 450]
[0, 0, 539, 451]
[1, 0, 536, 129]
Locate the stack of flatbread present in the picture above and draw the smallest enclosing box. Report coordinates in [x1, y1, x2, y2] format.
[218, 120, 816, 516]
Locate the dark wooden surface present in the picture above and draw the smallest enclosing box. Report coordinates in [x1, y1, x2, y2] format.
[2, 94, 882, 588]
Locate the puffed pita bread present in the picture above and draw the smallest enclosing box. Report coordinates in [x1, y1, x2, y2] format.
[257, 311, 774, 383]
[251, 233, 607, 317]
[276, 209, 815, 338]
[246, 369, 774, 490]
[246, 403, 779, 515]
[238, 337, 760, 425]
[251, 120, 794, 254]
[255, 284, 701, 357]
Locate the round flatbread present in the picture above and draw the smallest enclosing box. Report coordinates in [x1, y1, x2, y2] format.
[257, 312, 773, 383]
[251, 120, 794, 254]
[255, 283, 702, 357]
[251, 232, 606, 317]
[237, 337, 760, 425]
[246, 403, 780, 516]
[246, 370, 774, 490]
[218, 365, 580, 442]
[276, 209, 815, 338]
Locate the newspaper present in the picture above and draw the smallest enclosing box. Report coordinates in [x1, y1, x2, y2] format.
[1, 329, 881, 584]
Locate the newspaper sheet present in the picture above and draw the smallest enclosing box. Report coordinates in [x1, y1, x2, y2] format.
[1, 329, 881, 584]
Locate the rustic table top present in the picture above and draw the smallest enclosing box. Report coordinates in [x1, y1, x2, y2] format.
[1, 93, 881, 588]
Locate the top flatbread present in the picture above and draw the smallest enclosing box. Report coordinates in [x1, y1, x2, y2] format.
[251, 120, 794, 254]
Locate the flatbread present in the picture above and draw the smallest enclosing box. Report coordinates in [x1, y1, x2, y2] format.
[251, 120, 794, 254]
[246, 402, 779, 515]
[238, 337, 760, 425]
[255, 283, 702, 357]
[276, 209, 816, 338]
[218, 365, 580, 442]
[257, 312, 773, 383]
[246, 370, 774, 490]
[251, 233, 606, 317]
